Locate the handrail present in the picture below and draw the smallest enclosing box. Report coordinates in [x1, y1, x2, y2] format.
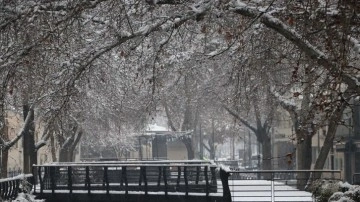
[220, 169, 342, 202]
[227, 169, 342, 173]
[44, 160, 214, 165]
[0, 174, 33, 200]
[33, 163, 217, 167]
[33, 163, 218, 197]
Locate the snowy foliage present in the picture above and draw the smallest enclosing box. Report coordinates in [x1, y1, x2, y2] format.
[0, 0, 359, 177]
[310, 180, 360, 202]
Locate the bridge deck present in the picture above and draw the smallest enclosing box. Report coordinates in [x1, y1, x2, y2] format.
[32, 161, 222, 202]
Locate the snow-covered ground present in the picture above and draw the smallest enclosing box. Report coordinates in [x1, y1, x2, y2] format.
[10, 193, 45, 202]
[219, 180, 314, 202]
[9, 178, 359, 202]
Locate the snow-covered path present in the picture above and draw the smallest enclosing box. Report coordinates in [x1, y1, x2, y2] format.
[219, 180, 314, 202]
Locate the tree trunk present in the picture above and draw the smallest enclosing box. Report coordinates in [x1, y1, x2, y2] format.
[59, 148, 70, 162]
[1, 149, 8, 178]
[183, 137, 194, 160]
[313, 105, 345, 179]
[1, 116, 9, 178]
[296, 134, 312, 190]
[22, 104, 36, 174]
[58, 128, 82, 162]
[262, 138, 272, 170]
[50, 133, 57, 162]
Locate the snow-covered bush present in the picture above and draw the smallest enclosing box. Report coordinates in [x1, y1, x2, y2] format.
[328, 182, 360, 202]
[309, 180, 360, 202]
[309, 180, 341, 202]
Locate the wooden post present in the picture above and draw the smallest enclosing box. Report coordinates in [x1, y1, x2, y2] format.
[220, 168, 231, 202]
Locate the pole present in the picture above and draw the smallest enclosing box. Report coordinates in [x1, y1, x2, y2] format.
[232, 132, 235, 160]
[200, 123, 203, 159]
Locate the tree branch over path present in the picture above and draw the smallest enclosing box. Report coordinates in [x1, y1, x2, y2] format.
[229, 1, 359, 91]
[222, 104, 257, 133]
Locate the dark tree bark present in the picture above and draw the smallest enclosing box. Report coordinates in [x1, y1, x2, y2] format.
[312, 103, 347, 180]
[223, 104, 274, 171]
[50, 133, 57, 162]
[59, 127, 82, 162]
[296, 133, 312, 190]
[0, 116, 8, 178]
[22, 104, 36, 174]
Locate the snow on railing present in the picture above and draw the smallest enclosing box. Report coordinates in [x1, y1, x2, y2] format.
[0, 174, 33, 201]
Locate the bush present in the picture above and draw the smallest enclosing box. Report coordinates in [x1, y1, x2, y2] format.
[309, 180, 340, 202]
[328, 183, 360, 202]
[309, 180, 360, 202]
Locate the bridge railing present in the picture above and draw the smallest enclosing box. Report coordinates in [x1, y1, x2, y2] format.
[32, 163, 218, 197]
[0, 174, 33, 201]
[219, 169, 342, 202]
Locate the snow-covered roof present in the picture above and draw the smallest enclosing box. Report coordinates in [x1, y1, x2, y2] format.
[146, 124, 170, 132]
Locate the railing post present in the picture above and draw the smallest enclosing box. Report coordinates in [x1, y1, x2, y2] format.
[12, 180, 20, 198]
[122, 166, 128, 195]
[14, 179, 20, 198]
[184, 166, 188, 197]
[32, 166, 37, 194]
[271, 172, 274, 202]
[85, 166, 91, 195]
[142, 166, 148, 195]
[196, 166, 200, 185]
[163, 166, 168, 196]
[177, 166, 181, 189]
[0, 182, 3, 199]
[49, 167, 56, 195]
[38, 167, 43, 194]
[4, 181, 8, 199]
[103, 166, 109, 194]
[68, 166, 72, 194]
[3, 182, 7, 199]
[204, 166, 209, 197]
[220, 167, 231, 202]
[157, 166, 162, 187]
[210, 166, 216, 185]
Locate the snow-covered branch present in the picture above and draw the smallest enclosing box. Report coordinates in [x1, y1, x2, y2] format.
[347, 35, 360, 55]
[2, 107, 34, 150]
[229, 1, 360, 91]
[222, 104, 257, 133]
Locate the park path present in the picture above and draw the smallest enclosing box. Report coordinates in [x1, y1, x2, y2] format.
[218, 180, 314, 202]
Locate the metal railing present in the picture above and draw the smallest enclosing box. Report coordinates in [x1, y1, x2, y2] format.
[220, 169, 342, 202]
[0, 174, 33, 201]
[32, 162, 218, 197]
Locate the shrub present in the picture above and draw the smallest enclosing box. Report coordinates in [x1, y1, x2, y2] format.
[309, 180, 340, 202]
[328, 183, 360, 202]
